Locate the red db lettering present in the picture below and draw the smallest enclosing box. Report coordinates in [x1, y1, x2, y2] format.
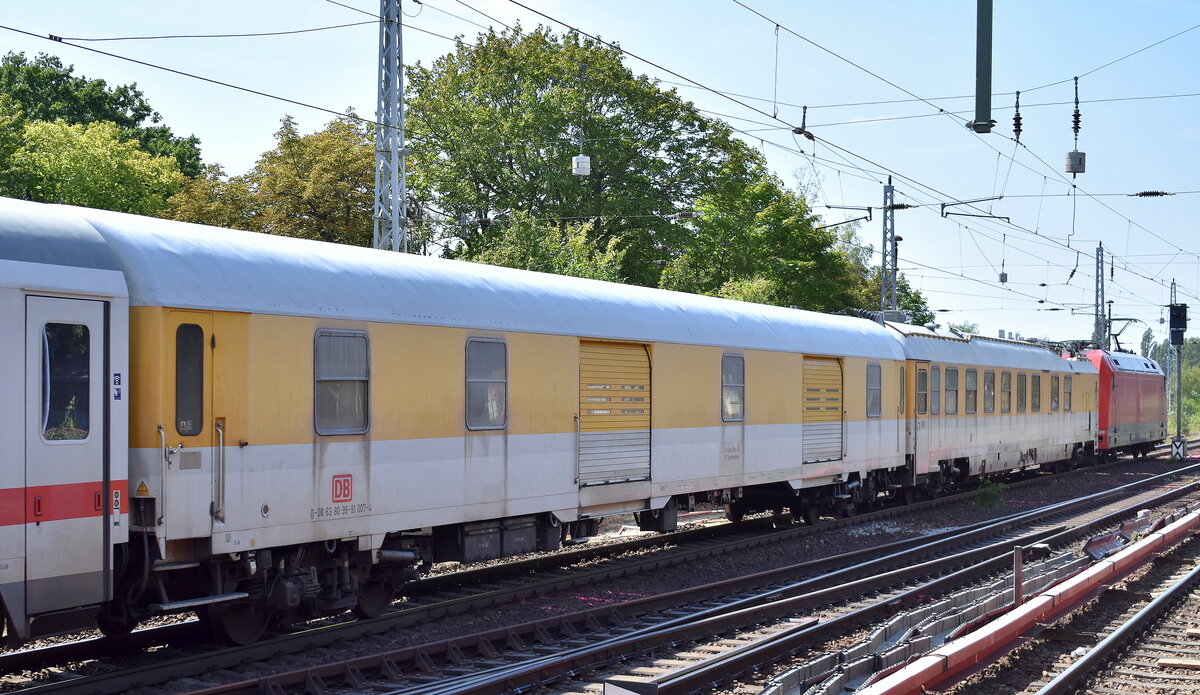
[332, 474, 353, 503]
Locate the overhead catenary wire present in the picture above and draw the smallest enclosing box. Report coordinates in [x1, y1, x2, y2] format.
[55, 20, 379, 41]
[10, 4, 1193, 317]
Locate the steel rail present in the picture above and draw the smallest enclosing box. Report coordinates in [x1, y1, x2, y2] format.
[651, 479, 1200, 694]
[1032, 548, 1200, 694]
[6, 452, 1192, 694]
[0, 455, 1071, 677]
[180, 461, 1200, 695]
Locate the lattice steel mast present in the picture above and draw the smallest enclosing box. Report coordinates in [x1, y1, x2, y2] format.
[879, 176, 897, 323]
[373, 0, 407, 252]
[1093, 243, 1106, 348]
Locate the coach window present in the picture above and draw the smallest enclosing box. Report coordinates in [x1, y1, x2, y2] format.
[945, 367, 959, 414]
[899, 366, 906, 414]
[314, 329, 369, 435]
[965, 369, 978, 414]
[1017, 373, 1027, 412]
[983, 371, 995, 413]
[466, 339, 507, 430]
[176, 323, 203, 436]
[866, 363, 882, 418]
[930, 366, 941, 415]
[723, 355, 745, 422]
[1031, 374, 1042, 412]
[916, 368, 928, 415]
[1001, 372, 1012, 413]
[42, 323, 91, 441]
[1064, 375, 1073, 411]
[1050, 375, 1060, 412]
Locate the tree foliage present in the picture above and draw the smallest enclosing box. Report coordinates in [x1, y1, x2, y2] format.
[657, 155, 867, 312]
[164, 115, 374, 245]
[405, 26, 747, 286]
[470, 212, 625, 281]
[6, 118, 182, 215]
[0, 52, 202, 176]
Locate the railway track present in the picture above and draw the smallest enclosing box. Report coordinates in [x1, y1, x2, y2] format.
[21, 459, 1192, 695]
[944, 507, 1200, 695]
[1, 451, 1192, 694]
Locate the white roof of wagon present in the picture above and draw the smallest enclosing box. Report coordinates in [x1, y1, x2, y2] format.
[889, 326, 1096, 374]
[0, 197, 124, 271]
[55, 203, 902, 359]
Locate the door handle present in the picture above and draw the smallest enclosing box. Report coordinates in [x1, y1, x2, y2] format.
[33, 496, 43, 516]
[94, 491, 103, 511]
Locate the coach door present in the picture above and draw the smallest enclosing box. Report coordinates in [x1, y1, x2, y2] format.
[577, 341, 651, 486]
[912, 362, 930, 475]
[802, 357, 843, 462]
[164, 311, 218, 539]
[24, 296, 108, 614]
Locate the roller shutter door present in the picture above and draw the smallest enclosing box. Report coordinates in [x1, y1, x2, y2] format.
[803, 357, 843, 462]
[578, 341, 651, 486]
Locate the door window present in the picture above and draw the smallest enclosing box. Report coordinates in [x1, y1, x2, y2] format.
[41, 323, 90, 441]
[176, 324, 204, 436]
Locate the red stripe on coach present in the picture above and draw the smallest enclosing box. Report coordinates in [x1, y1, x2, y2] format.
[0, 481, 127, 526]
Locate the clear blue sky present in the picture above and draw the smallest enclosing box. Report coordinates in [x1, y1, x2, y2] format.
[4, 1, 1198, 347]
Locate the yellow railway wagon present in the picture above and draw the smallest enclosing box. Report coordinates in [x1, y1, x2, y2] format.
[1, 197, 1113, 646]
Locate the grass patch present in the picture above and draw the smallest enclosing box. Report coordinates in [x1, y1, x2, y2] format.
[976, 478, 1007, 509]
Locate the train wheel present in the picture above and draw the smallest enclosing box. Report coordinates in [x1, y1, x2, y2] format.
[724, 501, 746, 523]
[96, 604, 136, 639]
[202, 601, 271, 645]
[790, 503, 817, 525]
[353, 579, 394, 619]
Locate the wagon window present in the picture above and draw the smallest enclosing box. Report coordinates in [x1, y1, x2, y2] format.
[899, 366, 906, 414]
[42, 323, 91, 441]
[930, 366, 941, 415]
[1001, 372, 1012, 413]
[176, 323, 203, 436]
[1050, 375, 1060, 412]
[1064, 375, 1073, 411]
[1031, 374, 1042, 412]
[466, 339, 507, 430]
[965, 369, 978, 414]
[315, 330, 369, 434]
[944, 367, 958, 414]
[983, 371, 995, 413]
[1017, 373, 1027, 412]
[916, 368, 928, 415]
[723, 355, 745, 422]
[866, 363, 881, 418]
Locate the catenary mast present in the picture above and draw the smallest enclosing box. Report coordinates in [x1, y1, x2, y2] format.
[373, 0, 407, 252]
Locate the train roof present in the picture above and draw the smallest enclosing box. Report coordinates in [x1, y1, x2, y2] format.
[1087, 349, 1163, 375]
[0, 198, 123, 271]
[1, 198, 903, 359]
[886, 322, 1096, 373]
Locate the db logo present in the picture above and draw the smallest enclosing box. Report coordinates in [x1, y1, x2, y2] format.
[332, 474, 353, 503]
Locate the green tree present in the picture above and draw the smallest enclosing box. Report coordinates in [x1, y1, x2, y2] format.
[859, 268, 935, 326]
[405, 26, 747, 285]
[161, 164, 258, 230]
[657, 155, 866, 312]
[163, 115, 375, 245]
[0, 95, 23, 187]
[7, 119, 182, 215]
[470, 212, 625, 281]
[0, 52, 202, 176]
[950, 321, 980, 335]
